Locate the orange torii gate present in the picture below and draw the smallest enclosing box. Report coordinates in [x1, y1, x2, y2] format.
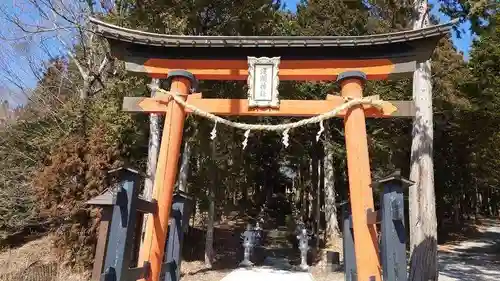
[90, 17, 453, 281]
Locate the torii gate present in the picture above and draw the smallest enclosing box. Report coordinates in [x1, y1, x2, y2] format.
[90, 17, 453, 281]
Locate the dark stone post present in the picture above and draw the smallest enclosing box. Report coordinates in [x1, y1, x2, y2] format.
[342, 202, 357, 281]
[374, 170, 413, 281]
[162, 191, 193, 281]
[95, 167, 155, 281]
[102, 167, 142, 281]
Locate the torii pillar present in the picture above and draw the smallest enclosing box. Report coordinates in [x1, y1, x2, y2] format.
[138, 71, 195, 281]
[339, 71, 381, 279]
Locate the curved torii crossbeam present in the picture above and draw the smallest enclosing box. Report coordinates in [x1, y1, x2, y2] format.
[89, 17, 455, 281]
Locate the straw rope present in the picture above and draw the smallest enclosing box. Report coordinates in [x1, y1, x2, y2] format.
[153, 88, 397, 147]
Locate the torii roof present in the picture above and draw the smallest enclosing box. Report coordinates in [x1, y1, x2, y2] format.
[89, 17, 457, 81]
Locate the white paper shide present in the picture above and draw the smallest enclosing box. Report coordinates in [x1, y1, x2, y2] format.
[247, 57, 280, 108]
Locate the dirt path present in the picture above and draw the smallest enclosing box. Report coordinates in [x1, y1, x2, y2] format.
[438, 219, 500, 281]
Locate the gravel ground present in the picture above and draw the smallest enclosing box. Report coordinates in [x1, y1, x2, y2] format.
[180, 261, 232, 281]
[309, 266, 344, 281]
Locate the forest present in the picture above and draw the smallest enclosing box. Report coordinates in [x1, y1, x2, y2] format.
[0, 0, 498, 280]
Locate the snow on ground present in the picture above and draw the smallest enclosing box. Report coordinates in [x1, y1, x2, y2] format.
[220, 267, 314, 281]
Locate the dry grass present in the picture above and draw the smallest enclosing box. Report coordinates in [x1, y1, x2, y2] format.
[0, 235, 89, 281]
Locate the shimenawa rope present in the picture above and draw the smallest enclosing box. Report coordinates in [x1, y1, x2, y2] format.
[152, 87, 397, 147]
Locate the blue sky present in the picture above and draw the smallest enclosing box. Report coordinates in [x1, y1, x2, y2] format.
[282, 0, 473, 57]
[0, 0, 473, 106]
[0, 0, 81, 105]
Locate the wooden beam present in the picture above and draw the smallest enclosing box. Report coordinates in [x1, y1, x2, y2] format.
[125, 59, 417, 81]
[122, 95, 415, 117]
[91, 208, 112, 281]
[366, 210, 381, 224]
[136, 198, 158, 214]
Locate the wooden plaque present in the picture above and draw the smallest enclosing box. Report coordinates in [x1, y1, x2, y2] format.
[247, 56, 280, 108]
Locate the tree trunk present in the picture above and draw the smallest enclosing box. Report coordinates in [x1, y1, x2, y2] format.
[241, 155, 249, 205]
[492, 188, 498, 216]
[319, 155, 325, 231]
[140, 78, 160, 245]
[324, 135, 341, 252]
[299, 165, 306, 222]
[176, 141, 191, 193]
[487, 188, 492, 216]
[408, 1, 438, 280]
[142, 78, 161, 200]
[315, 154, 321, 248]
[305, 170, 311, 223]
[205, 140, 216, 267]
[453, 199, 460, 225]
[311, 148, 319, 233]
[293, 177, 300, 209]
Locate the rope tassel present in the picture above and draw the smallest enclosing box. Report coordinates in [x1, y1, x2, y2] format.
[210, 121, 217, 140]
[282, 129, 290, 148]
[316, 120, 324, 142]
[242, 130, 250, 149]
